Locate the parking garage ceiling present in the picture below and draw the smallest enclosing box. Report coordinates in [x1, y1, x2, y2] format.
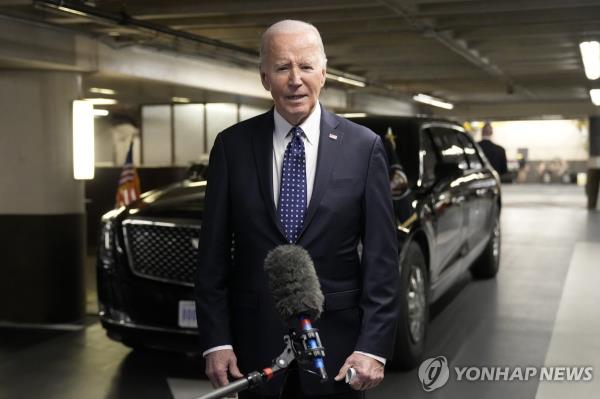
[1, 0, 600, 118]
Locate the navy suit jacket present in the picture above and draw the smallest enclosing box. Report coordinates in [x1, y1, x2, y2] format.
[195, 106, 399, 396]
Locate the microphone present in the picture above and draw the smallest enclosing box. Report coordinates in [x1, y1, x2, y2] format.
[263, 245, 327, 381]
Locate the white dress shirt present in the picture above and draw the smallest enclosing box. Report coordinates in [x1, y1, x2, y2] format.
[204, 103, 385, 365]
[272, 104, 320, 208]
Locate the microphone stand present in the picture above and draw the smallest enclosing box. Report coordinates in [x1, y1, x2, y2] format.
[196, 327, 326, 399]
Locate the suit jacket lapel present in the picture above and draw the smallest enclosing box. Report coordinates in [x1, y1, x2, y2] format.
[299, 106, 342, 239]
[251, 109, 287, 239]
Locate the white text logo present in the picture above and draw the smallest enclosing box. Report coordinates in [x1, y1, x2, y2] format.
[418, 356, 450, 392]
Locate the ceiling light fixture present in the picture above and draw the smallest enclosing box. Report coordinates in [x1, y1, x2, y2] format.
[90, 87, 116, 95]
[579, 41, 600, 80]
[171, 96, 191, 103]
[326, 72, 367, 88]
[55, 5, 89, 17]
[84, 98, 118, 105]
[339, 113, 367, 118]
[93, 109, 110, 117]
[590, 89, 600, 106]
[413, 93, 454, 110]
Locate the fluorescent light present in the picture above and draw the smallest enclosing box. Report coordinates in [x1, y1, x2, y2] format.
[93, 109, 109, 117]
[339, 113, 367, 118]
[326, 72, 366, 88]
[591, 89, 600, 106]
[413, 93, 454, 110]
[336, 76, 366, 87]
[56, 6, 88, 17]
[72, 100, 95, 180]
[580, 41, 600, 80]
[171, 96, 190, 103]
[90, 87, 116, 95]
[84, 98, 117, 105]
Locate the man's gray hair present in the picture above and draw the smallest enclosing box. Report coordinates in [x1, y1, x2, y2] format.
[259, 19, 328, 68]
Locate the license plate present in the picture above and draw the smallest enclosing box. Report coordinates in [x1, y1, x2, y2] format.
[178, 300, 198, 328]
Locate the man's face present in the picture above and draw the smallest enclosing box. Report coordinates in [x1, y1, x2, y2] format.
[260, 31, 326, 126]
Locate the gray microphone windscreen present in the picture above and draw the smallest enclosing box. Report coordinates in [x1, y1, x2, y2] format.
[263, 245, 324, 324]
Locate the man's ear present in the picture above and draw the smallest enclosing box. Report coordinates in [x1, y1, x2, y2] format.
[320, 67, 326, 88]
[260, 69, 271, 91]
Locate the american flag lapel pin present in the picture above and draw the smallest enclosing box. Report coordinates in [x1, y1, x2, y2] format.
[329, 132, 338, 140]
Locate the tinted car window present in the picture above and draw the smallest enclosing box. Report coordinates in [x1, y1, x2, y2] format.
[456, 133, 483, 170]
[429, 127, 468, 170]
[420, 129, 438, 186]
[349, 118, 420, 186]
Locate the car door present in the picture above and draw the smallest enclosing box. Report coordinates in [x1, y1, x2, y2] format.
[456, 132, 499, 250]
[425, 126, 469, 278]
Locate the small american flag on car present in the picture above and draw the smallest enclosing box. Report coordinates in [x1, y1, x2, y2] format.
[115, 141, 141, 207]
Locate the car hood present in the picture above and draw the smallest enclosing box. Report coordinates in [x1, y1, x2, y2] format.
[123, 180, 206, 220]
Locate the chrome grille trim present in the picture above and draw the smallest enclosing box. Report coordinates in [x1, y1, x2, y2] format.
[122, 218, 201, 287]
[101, 316, 199, 335]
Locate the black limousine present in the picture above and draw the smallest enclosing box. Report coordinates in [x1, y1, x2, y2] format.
[97, 116, 501, 369]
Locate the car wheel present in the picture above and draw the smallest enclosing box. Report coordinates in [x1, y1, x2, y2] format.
[470, 210, 501, 279]
[390, 241, 428, 370]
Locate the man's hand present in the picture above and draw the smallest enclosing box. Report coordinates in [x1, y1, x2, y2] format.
[334, 352, 385, 391]
[205, 349, 244, 389]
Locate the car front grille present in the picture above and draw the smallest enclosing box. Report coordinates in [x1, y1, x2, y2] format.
[122, 218, 201, 286]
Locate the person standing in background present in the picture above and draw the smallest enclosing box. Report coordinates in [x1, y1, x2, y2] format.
[478, 122, 508, 177]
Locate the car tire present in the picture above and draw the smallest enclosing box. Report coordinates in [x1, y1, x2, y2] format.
[390, 241, 428, 370]
[470, 209, 501, 279]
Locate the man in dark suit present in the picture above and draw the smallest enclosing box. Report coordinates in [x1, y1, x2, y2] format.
[195, 20, 399, 398]
[478, 122, 508, 176]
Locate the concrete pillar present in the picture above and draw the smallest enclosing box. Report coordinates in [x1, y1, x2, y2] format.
[587, 116, 600, 210]
[0, 71, 86, 323]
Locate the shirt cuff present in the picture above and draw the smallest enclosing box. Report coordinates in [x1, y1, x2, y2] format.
[203, 345, 233, 357]
[354, 351, 386, 366]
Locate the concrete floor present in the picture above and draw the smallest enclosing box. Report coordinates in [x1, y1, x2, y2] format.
[1, 184, 599, 399]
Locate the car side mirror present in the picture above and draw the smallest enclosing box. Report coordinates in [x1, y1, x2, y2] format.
[187, 163, 208, 181]
[390, 167, 409, 200]
[435, 161, 462, 181]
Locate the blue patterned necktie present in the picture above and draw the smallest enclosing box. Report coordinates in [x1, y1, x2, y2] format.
[277, 126, 307, 243]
